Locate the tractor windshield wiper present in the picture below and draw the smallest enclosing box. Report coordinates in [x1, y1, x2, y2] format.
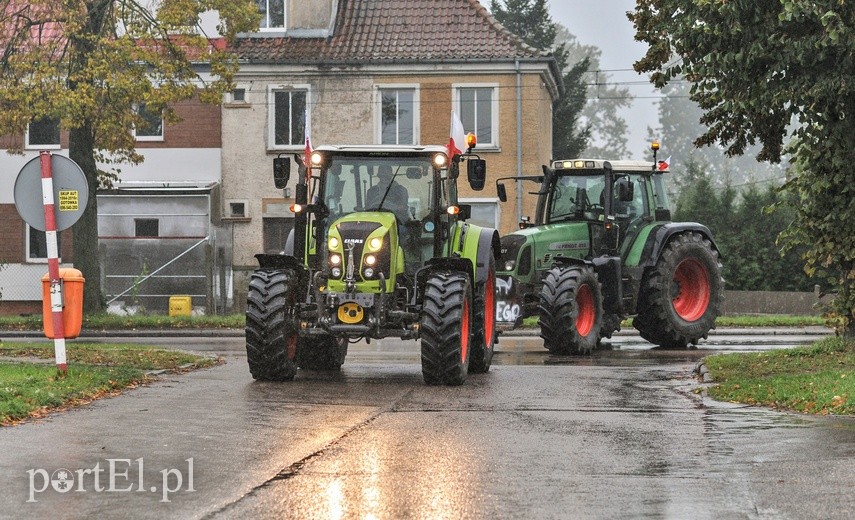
[374, 170, 400, 212]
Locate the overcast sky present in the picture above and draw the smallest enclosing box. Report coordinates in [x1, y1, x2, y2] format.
[547, 0, 661, 158]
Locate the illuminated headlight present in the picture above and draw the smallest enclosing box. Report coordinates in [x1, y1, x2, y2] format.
[363, 267, 374, 278]
[330, 254, 342, 266]
[504, 260, 516, 271]
[364, 254, 377, 266]
[329, 236, 340, 250]
[433, 154, 447, 167]
[368, 237, 382, 251]
[331, 267, 342, 278]
[310, 151, 323, 165]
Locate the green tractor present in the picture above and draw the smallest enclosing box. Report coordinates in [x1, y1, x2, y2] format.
[246, 143, 499, 385]
[495, 142, 723, 353]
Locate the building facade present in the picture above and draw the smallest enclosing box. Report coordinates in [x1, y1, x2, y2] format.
[222, 0, 561, 307]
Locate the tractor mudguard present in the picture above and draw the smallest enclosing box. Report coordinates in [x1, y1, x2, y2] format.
[475, 228, 500, 287]
[636, 223, 721, 269]
[253, 253, 311, 295]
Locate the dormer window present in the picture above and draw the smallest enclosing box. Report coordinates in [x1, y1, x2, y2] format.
[258, 0, 286, 30]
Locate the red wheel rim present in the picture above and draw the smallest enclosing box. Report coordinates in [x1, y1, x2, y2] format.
[576, 284, 595, 336]
[484, 269, 495, 348]
[461, 295, 470, 363]
[286, 334, 298, 360]
[672, 258, 710, 321]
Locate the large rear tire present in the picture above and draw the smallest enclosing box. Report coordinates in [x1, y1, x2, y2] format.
[245, 269, 299, 381]
[297, 335, 348, 371]
[470, 253, 496, 374]
[420, 271, 472, 386]
[538, 266, 603, 355]
[633, 232, 723, 348]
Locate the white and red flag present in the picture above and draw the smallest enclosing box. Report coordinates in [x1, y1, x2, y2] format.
[658, 155, 671, 171]
[303, 108, 313, 170]
[447, 110, 466, 158]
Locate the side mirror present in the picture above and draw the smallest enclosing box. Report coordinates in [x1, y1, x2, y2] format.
[616, 178, 634, 202]
[458, 204, 472, 221]
[497, 182, 508, 202]
[273, 157, 291, 189]
[295, 183, 308, 204]
[467, 158, 486, 191]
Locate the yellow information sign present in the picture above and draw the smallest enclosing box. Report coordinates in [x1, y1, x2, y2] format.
[58, 190, 79, 211]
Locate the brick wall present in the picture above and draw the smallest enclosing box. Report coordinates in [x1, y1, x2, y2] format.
[135, 98, 221, 149]
[0, 204, 74, 263]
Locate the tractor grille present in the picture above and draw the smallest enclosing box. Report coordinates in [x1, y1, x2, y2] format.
[335, 221, 384, 279]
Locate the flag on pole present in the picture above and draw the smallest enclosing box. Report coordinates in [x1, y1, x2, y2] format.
[447, 111, 466, 158]
[303, 108, 313, 171]
[658, 156, 671, 171]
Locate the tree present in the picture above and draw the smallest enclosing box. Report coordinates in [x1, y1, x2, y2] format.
[0, 0, 259, 312]
[490, 0, 591, 158]
[630, 1, 855, 333]
[557, 25, 630, 159]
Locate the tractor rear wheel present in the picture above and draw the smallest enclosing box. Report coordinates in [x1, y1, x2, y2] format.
[297, 335, 348, 371]
[245, 269, 299, 381]
[470, 253, 496, 374]
[538, 266, 603, 354]
[420, 271, 472, 385]
[633, 232, 723, 348]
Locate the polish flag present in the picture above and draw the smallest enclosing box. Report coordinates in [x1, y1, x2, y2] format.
[447, 111, 466, 158]
[303, 108, 313, 171]
[658, 156, 671, 171]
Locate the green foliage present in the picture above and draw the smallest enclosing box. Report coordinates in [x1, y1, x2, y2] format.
[630, 0, 855, 332]
[0, 1, 260, 313]
[0, 313, 245, 331]
[704, 337, 855, 415]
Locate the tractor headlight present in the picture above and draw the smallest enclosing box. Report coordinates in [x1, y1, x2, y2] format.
[368, 237, 383, 251]
[330, 254, 342, 266]
[328, 236, 340, 250]
[331, 267, 342, 278]
[364, 254, 377, 266]
[504, 260, 516, 271]
[363, 267, 374, 278]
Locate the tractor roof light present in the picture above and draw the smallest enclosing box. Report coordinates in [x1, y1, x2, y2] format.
[651, 141, 660, 151]
[433, 154, 447, 167]
[310, 152, 323, 166]
[466, 132, 477, 151]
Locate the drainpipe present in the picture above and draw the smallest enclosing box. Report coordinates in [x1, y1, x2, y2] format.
[515, 59, 523, 222]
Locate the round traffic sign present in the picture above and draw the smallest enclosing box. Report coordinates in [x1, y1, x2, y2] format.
[14, 154, 89, 231]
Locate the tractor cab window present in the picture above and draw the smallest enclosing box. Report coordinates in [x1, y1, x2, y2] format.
[546, 174, 606, 223]
[613, 174, 647, 220]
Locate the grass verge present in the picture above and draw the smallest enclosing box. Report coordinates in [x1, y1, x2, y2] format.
[0, 343, 219, 425]
[703, 337, 854, 415]
[0, 313, 245, 331]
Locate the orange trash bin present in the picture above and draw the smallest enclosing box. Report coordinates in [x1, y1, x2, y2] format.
[41, 268, 85, 339]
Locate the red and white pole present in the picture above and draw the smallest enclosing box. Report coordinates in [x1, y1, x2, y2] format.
[40, 151, 67, 374]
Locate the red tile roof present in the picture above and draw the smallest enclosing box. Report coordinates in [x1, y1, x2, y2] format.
[233, 0, 549, 64]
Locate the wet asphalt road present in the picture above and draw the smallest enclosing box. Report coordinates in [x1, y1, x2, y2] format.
[1, 328, 854, 519]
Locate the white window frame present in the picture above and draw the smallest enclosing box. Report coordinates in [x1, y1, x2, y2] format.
[268, 84, 311, 151]
[459, 197, 501, 229]
[25, 117, 61, 150]
[258, 0, 287, 31]
[26, 225, 58, 263]
[453, 83, 499, 149]
[133, 103, 164, 142]
[375, 84, 420, 145]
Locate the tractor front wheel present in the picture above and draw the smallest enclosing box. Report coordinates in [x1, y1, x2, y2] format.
[538, 266, 603, 355]
[245, 269, 300, 381]
[633, 232, 723, 348]
[420, 271, 472, 385]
